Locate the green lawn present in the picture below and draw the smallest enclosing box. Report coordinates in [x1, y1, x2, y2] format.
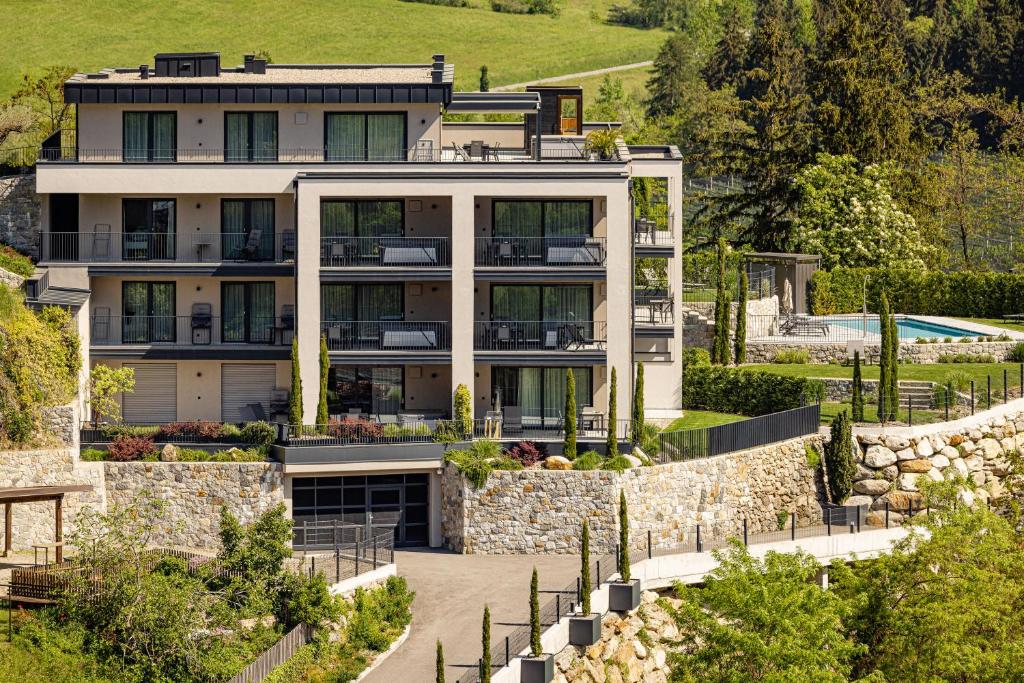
[0, 0, 668, 98]
[820, 401, 945, 426]
[955, 317, 1024, 335]
[663, 410, 746, 431]
[749, 362, 1022, 392]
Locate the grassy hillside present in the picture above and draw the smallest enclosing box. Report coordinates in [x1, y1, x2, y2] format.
[0, 0, 668, 98]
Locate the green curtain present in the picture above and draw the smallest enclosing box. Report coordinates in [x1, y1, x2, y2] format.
[543, 286, 590, 322]
[367, 114, 405, 161]
[494, 201, 542, 238]
[519, 368, 543, 420]
[222, 201, 245, 259]
[122, 282, 148, 342]
[123, 113, 148, 162]
[544, 201, 590, 237]
[321, 284, 355, 321]
[326, 114, 365, 161]
[151, 282, 175, 341]
[358, 284, 402, 320]
[151, 113, 176, 162]
[253, 112, 277, 161]
[371, 367, 403, 414]
[222, 283, 246, 342]
[249, 282, 275, 342]
[250, 199, 275, 258]
[360, 201, 403, 236]
[322, 201, 357, 237]
[542, 368, 592, 420]
[225, 113, 249, 162]
[492, 285, 540, 321]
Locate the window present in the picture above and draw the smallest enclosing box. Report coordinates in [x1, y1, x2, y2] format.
[327, 366, 404, 415]
[123, 112, 176, 162]
[122, 199, 175, 260]
[225, 112, 278, 162]
[325, 113, 406, 161]
[321, 200, 403, 237]
[122, 282, 175, 343]
[320, 284, 403, 321]
[491, 285, 591, 322]
[493, 200, 592, 238]
[557, 95, 582, 134]
[491, 367, 592, 424]
[221, 199, 275, 260]
[222, 282, 275, 343]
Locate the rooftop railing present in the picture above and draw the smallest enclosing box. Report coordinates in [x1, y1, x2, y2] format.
[474, 236, 606, 267]
[320, 320, 451, 351]
[474, 320, 607, 352]
[42, 231, 296, 263]
[320, 236, 450, 268]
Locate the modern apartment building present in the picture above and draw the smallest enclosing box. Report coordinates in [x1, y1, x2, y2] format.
[33, 52, 683, 547]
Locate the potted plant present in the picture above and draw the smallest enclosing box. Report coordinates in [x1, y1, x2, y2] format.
[521, 567, 554, 683]
[569, 520, 601, 646]
[584, 129, 618, 160]
[608, 491, 641, 612]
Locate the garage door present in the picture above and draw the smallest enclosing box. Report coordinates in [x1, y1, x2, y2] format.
[122, 364, 177, 424]
[291, 474, 430, 548]
[222, 363, 276, 423]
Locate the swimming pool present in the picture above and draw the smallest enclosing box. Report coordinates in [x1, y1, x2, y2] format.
[830, 316, 980, 340]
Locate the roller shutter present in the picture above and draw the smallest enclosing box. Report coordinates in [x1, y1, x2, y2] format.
[221, 363, 276, 423]
[121, 363, 177, 424]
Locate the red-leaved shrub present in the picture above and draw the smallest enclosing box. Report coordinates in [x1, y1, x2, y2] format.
[159, 420, 225, 440]
[505, 440, 546, 466]
[326, 418, 384, 441]
[108, 435, 158, 461]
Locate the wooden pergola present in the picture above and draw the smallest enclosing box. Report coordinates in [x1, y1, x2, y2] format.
[0, 485, 92, 563]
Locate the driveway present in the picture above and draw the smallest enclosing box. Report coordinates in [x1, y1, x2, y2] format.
[363, 549, 580, 682]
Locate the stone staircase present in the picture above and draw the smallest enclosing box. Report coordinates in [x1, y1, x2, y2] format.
[897, 381, 937, 408]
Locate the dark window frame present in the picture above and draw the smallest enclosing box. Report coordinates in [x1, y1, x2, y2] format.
[223, 111, 279, 162]
[220, 281, 276, 344]
[323, 112, 409, 161]
[320, 283, 405, 322]
[220, 198, 276, 260]
[319, 199, 406, 237]
[490, 199, 594, 237]
[121, 198, 177, 260]
[121, 280, 177, 343]
[327, 365, 406, 414]
[122, 111, 177, 162]
[489, 284, 593, 322]
[490, 366, 594, 417]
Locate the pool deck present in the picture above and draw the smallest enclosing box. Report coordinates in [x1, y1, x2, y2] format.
[749, 315, 1024, 344]
[914, 316, 1024, 340]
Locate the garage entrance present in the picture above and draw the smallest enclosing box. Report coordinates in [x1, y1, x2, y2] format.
[291, 473, 429, 548]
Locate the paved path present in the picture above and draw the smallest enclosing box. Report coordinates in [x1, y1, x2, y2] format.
[363, 549, 579, 683]
[491, 61, 653, 92]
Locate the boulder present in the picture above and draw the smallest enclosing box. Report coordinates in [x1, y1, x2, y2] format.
[972, 471, 987, 486]
[958, 489, 976, 507]
[852, 478, 891, 496]
[544, 456, 573, 470]
[854, 463, 875, 481]
[978, 438, 1002, 460]
[948, 434, 965, 446]
[1000, 437, 1016, 454]
[864, 445, 897, 468]
[929, 453, 950, 469]
[884, 436, 910, 451]
[160, 443, 179, 462]
[949, 458, 970, 478]
[895, 448, 917, 462]
[875, 490, 923, 511]
[964, 455, 985, 472]
[622, 455, 642, 468]
[880, 465, 899, 481]
[845, 495, 874, 508]
[940, 446, 959, 460]
[859, 434, 882, 446]
[899, 458, 932, 474]
[927, 467, 944, 482]
[897, 473, 920, 492]
[986, 478, 1006, 501]
[915, 439, 934, 458]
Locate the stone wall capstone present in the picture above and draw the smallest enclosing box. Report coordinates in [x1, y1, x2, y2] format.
[0, 175, 40, 259]
[442, 435, 825, 554]
[103, 461, 285, 549]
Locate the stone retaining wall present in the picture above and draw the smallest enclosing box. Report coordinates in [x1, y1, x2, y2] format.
[442, 435, 825, 554]
[746, 340, 1018, 364]
[0, 175, 40, 258]
[103, 461, 285, 548]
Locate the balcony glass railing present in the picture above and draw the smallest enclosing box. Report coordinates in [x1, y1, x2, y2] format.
[91, 315, 292, 346]
[42, 231, 295, 263]
[320, 237, 451, 268]
[320, 321, 451, 351]
[474, 237, 606, 267]
[474, 320, 606, 351]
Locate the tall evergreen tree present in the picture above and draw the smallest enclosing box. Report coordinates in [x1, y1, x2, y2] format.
[607, 367, 619, 456]
[479, 65, 490, 92]
[581, 520, 592, 614]
[851, 350, 864, 422]
[734, 266, 748, 364]
[436, 640, 445, 683]
[824, 410, 855, 503]
[316, 334, 329, 430]
[703, 2, 750, 89]
[618, 490, 631, 582]
[481, 605, 491, 682]
[647, 31, 707, 118]
[289, 336, 302, 426]
[632, 362, 645, 443]
[888, 310, 900, 421]
[530, 568, 542, 657]
[878, 293, 891, 422]
[564, 369, 577, 459]
[950, 0, 1024, 100]
[712, 238, 731, 364]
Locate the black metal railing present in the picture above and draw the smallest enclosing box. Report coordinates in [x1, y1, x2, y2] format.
[633, 216, 673, 246]
[320, 320, 451, 351]
[656, 404, 821, 463]
[41, 231, 296, 263]
[474, 320, 607, 351]
[320, 236, 451, 267]
[474, 236, 606, 267]
[472, 417, 631, 441]
[634, 292, 674, 325]
[280, 418, 452, 447]
[91, 315, 292, 346]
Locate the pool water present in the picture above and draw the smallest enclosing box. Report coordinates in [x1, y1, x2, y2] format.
[831, 317, 979, 340]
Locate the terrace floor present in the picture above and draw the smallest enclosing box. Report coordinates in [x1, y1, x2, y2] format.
[363, 549, 579, 683]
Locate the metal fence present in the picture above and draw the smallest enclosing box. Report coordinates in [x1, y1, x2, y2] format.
[42, 231, 296, 263]
[227, 623, 314, 683]
[90, 315, 292, 347]
[474, 320, 607, 351]
[320, 320, 451, 351]
[656, 404, 821, 463]
[474, 237, 607, 267]
[746, 314, 1011, 344]
[320, 236, 451, 268]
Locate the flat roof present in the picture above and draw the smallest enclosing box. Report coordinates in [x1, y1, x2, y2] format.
[744, 252, 821, 263]
[73, 64, 441, 86]
[448, 91, 540, 113]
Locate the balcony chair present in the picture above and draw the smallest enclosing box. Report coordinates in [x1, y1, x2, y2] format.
[91, 306, 111, 343]
[239, 229, 263, 261]
[502, 406, 523, 435]
[450, 142, 471, 162]
[326, 323, 343, 349]
[470, 140, 485, 159]
[190, 303, 213, 345]
[281, 231, 296, 261]
[413, 139, 434, 162]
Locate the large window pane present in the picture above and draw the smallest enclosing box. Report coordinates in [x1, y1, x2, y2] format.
[123, 112, 176, 162]
[225, 113, 249, 162]
[372, 367, 403, 414]
[123, 199, 175, 260]
[326, 114, 365, 161]
[122, 282, 175, 343]
[123, 113, 148, 162]
[222, 282, 275, 343]
[544, 201, 591, 237]
[358, 285, 402, 320]
[492, 367, 591, 423]
[322, 201, 356, 237]
[367, 114, 405, 161]
[360, 201, 403, 236]
[321, 285, 354, 321]
[542, 286, 591, 322]
[494, 201, 542, 238]
[151, 113, 176, 162]
[226, 112, 278, 162]
[222, 283, 246, 343]
[222, 199, 274, 260]
[492, 285, 540, 322]
[253, 113, 278, 161]
[328, 365, 403, 415]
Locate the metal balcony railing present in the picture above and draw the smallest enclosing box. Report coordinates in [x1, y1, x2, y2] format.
[633, 216, 674, 246]
[474, 320, 606, 351]
[474, 237, 606, 267]
[634, 293, 674, 325]
[320, 321, 451, 351]
[90, 315, 292, 346]
[42, 231, 296, 263]
[320, 237, 451, 268]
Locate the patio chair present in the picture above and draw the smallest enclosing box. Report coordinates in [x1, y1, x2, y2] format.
[92, 306, 111, 343]
[502, 406, 523, 435]
[779, 315, 830, 337]
[93, 224, 112, 260]
[239, 229, 263, 260]
[450, 142, 470, 162]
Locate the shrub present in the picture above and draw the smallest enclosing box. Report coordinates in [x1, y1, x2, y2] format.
[445, 441, 502, 488]
[453, 383, 472, 437]
[632, 362, 645, 443]
[773, 349, 809, 364]
[289, 336, 302, 426]
[492, 0, 560, 16]
[107, 435, 158, 461]
[80, 448, 105, 461]
[432, 419, 465, 443]
[602, 455, 633, 472]
[505, 440, 545, 467]
[712, 238, 731, 365]
[734, 266, 748, 364]
[804, 443, 821, 468]
[607, 367, 619, 457]
[1009, 342, 1024, 363]
[239, 420, 276, 446]
[938, 352, 996, 363]
[682, 347, 711, 370]
[996, 333, 1012, 342]
[490, 456, 524, 471]
[823, 412, 855, 504]
[326, 418, 383, 441]
[0, 244, 34, 278]
[573, 451, 603, 470]
[99, 423, 160, 439]
[159, 420, 225, 441]
[681, 366, 824, 415]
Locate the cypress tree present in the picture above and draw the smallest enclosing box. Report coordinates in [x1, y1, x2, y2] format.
[530, 567, 541, 657]
[316, 334, 329, 430]
[631, 362, 645, 444]
[878, 293, 891, 422]
[289, 336, 302, 426]
[481, 605, 491, 682]
[581, 520, 592, 614]
[564, 369, 577, 459]
[888, 311, 900, 421]
[824, 410, 855, 504]
[734, 266, 748, 365]
[618, 490, 630, 582]
[851, 350, 864, 422]
[479, 65, 490, 92]
[606, 367, 618, 457]
[712, 238, 731, 365]
[436, 640, 445, 683]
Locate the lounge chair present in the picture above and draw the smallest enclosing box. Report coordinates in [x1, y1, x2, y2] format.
[779, 315, 830, 337]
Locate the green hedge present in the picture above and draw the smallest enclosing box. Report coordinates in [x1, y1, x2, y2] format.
[681, 366, 824, 416]
[809, 267, 1024, 317]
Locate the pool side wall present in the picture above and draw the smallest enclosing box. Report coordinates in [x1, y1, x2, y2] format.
[745, 341, 1019, 365]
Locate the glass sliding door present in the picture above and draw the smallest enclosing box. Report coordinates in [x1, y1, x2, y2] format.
[544, 201, 591, 237]
[325, 113, 405, 161]
[122, 281, 175, 343]
[366, 114, 405, 160]
[492, 367, 592, 425]
[321, 200, 404, 265]
[328, 365, 404, 415]
[123, 112, 176, 162]
[225, 112, 278, 162]
[222, 199, 275, 260]
[491, 284, 591, 348]
[222, 282, 275, 343]
[122, 199, 175, 260]
[321, 284, 402, 348]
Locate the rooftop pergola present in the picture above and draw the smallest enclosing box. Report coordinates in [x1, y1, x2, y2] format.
[0, 485, 92, 563]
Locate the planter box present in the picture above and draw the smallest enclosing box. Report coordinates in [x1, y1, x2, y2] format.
[569, 613, 601, 646]
[521, 654, 554, 683]
[608, 579, 641, 612]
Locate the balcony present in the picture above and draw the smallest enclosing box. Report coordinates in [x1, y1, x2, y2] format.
[474, 237, 606, 268]
[320, 237, 451, 269]
[90, 314, 292, 357]
[633, 216, 674, 255]
[474, 320, 606, 352]
[635, 292, 674, 327]
[321, 321, 451, 352]
[42, 231, 296, 265]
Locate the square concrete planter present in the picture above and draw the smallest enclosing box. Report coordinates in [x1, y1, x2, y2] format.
[608, 579, 641, 612]
[569, 613, 601, 646]
[521, 654, 554, 683]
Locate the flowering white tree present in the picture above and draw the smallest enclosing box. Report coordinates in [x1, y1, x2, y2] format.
[793, 153, 933, 269]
